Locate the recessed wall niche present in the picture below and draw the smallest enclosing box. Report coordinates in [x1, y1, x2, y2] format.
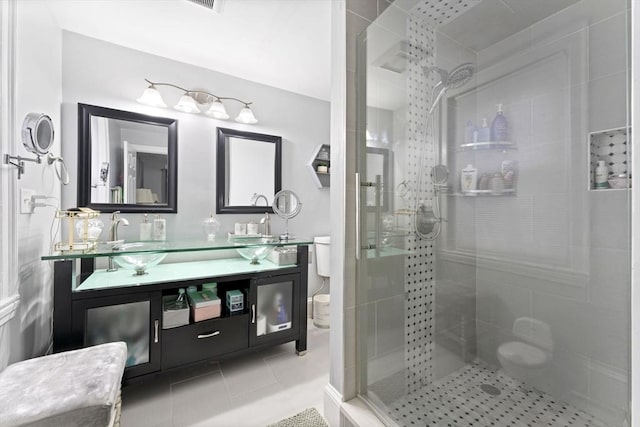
[588, 127, 631, 190]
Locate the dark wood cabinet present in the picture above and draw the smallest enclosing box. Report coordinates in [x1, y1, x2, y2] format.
[162, 314, 249, 370]
[248, 274, 305, 352]
[71, 291, 163, 379]
[52, 245, 309, 380]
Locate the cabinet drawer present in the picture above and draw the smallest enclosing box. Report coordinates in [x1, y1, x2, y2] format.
[161, 314, 248, 370]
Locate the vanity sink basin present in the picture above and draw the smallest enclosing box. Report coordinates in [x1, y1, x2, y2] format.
[232, 237, 276, 265]
[112, 242, 167, 275]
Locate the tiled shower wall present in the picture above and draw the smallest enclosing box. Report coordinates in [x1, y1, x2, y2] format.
[437, 0, 631, 425]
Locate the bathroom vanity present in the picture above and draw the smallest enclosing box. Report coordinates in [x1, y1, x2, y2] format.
[43, 239, 310, 380]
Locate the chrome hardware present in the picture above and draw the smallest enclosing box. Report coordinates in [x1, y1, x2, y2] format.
[356, 173, 361, 260]
[374, 174, 382, 257]
[251, 304, 256, 323]
[197, 331, 220, 339]
[154, 320, 159, 343]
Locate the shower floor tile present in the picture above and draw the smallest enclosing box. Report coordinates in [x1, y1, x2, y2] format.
[376, 363, 606, 427]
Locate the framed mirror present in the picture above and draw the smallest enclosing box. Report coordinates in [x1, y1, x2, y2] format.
[77, 103, 178, 213]
[366, 147, 391, 212]
[216, 127, 282, 214]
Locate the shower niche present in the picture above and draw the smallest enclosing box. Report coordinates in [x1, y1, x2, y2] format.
[588, 127, 631, 190]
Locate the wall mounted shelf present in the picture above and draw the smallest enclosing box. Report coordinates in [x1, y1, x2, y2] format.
[456, 141, 516, 152]
[449, 189, 516, 197]
[307, 144, 330, 188]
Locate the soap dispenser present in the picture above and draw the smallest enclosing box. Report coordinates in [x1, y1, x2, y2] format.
[491, 103, 509, 142]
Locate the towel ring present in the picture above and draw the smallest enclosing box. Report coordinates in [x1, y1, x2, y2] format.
[47, 153, 70, 185]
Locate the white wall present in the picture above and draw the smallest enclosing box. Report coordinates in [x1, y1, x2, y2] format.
[5, 0, 62, 365]
[60, 32, 331, 295]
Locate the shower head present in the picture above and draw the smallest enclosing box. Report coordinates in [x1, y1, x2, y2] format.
[446, 62, 475, 89]
[423, 62, 475, 115]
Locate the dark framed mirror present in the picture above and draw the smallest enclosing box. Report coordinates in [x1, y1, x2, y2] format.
[77, 103, 178, 213]
[366, 147, 391, 212]
[216, 127, 282, 214]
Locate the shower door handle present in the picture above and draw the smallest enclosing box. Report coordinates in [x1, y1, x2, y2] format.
[355, 172, 361, 260]
[374, 174, 381, 258]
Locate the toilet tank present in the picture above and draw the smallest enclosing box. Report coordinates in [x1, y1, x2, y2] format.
[314, 236, 331, 278]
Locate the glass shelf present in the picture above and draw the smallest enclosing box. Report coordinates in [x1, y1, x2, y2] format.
[41, 237, 313, 261]
[456, 141, 516, 151]
[448, 189, 516, 197]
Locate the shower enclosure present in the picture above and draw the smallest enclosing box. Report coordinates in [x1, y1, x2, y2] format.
[355, 1, 631, 426]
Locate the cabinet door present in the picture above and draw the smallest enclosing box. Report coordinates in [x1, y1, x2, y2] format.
[72, 292, 162, 379]
[249, 274, 301, 347]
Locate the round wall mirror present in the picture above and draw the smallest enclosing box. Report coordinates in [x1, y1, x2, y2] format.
[22, 113, 54, 156]
[272, 190, 302, 240]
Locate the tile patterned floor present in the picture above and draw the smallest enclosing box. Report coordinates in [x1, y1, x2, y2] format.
[121, 324, 329, 427]
[375, 363, 607, 427]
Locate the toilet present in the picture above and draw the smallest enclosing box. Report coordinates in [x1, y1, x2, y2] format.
[313, 236, 330, 328]
[497, 317, 553, 384]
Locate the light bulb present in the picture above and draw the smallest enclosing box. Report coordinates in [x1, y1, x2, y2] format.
[235, 105, 258, 124]
[137, 85, 167, 108]
[205, 99, 230, 120]
[174, 93, 200, 113]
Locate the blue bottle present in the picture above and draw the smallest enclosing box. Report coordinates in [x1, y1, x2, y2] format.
[491, 103, 509, 142]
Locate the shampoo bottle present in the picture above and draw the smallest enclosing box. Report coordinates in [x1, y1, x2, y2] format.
[153, 214, 166, 241]
[460, 164, 478, 193]
[490, 103, 509, 142]
[594, 160, 609, 189]
[139, 214, 153, 241]
[464, 120, 477, 145]
[477, 118, 490, 142]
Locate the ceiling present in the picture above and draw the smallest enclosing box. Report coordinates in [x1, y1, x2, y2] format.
[47, 0, 332, 101]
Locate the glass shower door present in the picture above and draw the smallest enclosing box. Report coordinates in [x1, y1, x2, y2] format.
[355, 1, 631, 426]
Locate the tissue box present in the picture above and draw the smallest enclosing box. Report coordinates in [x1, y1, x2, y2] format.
[267, 246, 298, 266]
[162, 295, 189, 329]
[188, 290, 221, 322]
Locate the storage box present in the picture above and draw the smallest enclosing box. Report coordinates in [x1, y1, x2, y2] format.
[267, 246, 297, 266]
[226, 290, 244, 313]
[187, 290, 221, 322]
[162, 295, 189, 329]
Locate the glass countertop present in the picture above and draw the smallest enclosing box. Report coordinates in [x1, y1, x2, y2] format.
[41, 236, 313, 260]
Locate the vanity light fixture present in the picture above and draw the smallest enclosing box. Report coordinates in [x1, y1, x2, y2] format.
[137, 79, 258, 124]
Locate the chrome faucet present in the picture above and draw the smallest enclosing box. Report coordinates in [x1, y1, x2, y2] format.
[250, 193, 269, 206]
[107, 211, 129, 272]
[260, 212, 271, 236]
[108, 211, 129, 242]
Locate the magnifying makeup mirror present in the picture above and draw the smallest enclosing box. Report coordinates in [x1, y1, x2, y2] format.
[22, 113, 54, 156]
[4, 113, 60, 180]
[272, 190, 302, 241]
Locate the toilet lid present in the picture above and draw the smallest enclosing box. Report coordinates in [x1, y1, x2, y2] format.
[498, 341, 548, 367]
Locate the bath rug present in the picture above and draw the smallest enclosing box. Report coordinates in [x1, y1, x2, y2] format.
[267, 407, 328, 427]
